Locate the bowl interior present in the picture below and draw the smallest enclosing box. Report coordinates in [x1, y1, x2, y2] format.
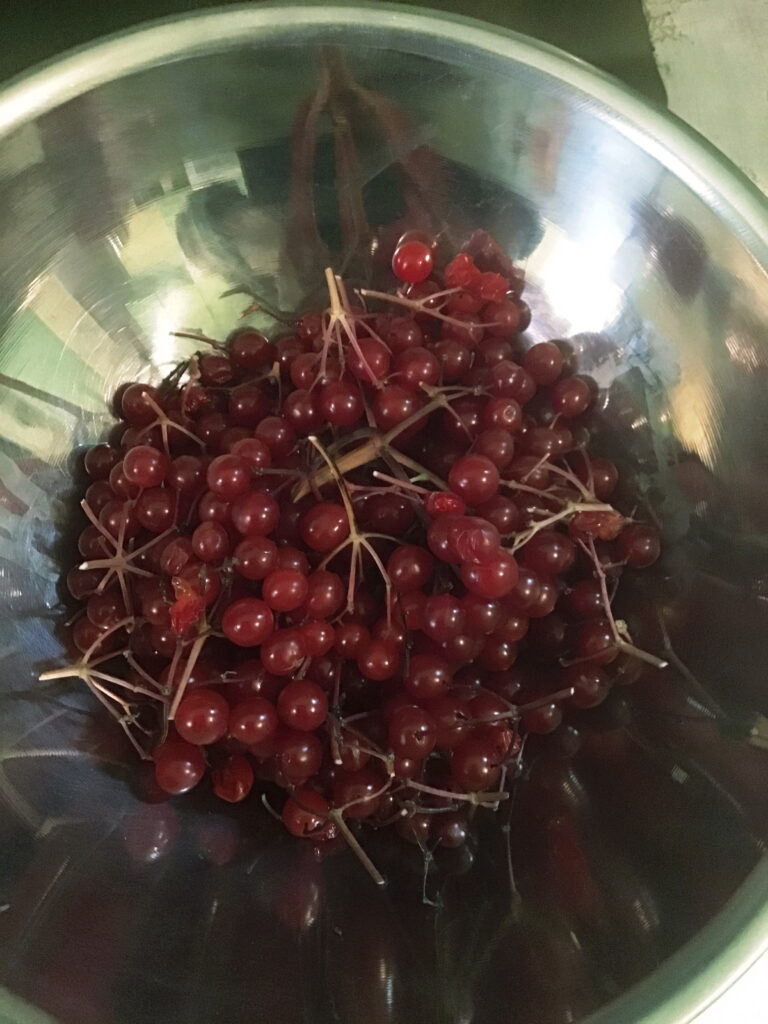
[0, 9, 767, 1024]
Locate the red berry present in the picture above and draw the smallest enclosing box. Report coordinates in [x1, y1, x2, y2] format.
[388, 706, 437, 759]
[451, 736, 501, 792]
[473, 428, 515, 470]
[123, 445, 169, 487]
[569, 510, 623, 541]
[318, 380, 364, 427]
[231, 491, 280, 536]
[221, 598, 274, 647]
[230, 437, 271, 470]
[282, 786, 331, 837]
[357, 638, 400, 681]
[426, 693, 471, 749]
[277, 679, 328, 731]
[305, 570, 345, 619]
[522, 530, 576, 576]
[299, 503, 350, 552]
[228, 384, 269, 426]
[206, 454, 250, 499]
[460, 553, 518, 599]
[262, 568, 309, 612]
[575, 617, 618, 664]
[397, 813, 432, 845]
[335, 622, 370, 660]
[333, 768, 384, 819]
[348, 338, 391, 385]
[372, 385, 424, 435]
[394, 346, 440, 392]
[551, 376, 593, 417]
[483, 300, 520, 335]
[300, 620, 336, 657]
[84, 480, 114, 516]
[435, 813, 471, 848]
[255, 416, 296, 459]
[387, 545, 434, 593]
[421, 594, 466, 643]
[121, 383, 160, 426]
[175, 688, 229, 745]
[387, 316, 424, 354]
[167, 454, 205, 494]
[424, 491, 466, 518]
[563, 664, 610, 709]
[275, 729, 322, 783]
[84, 443, 120, 480]
[488, 360, 535, 404]
[199, 354, 233, 386]
[261, 628, 306, 676]
[615, 524, 661, 568]
[575, 456, 618, 500]
[448, 454, 500, 505]
[392, 240, 434, 284]
[432, 339, 472, 382]
[475, 272, 509, 303]
[154, 741, 205, 795]
[229, 696, 279, 745]
[403, 654, 452, 701]
[524, 342, 564, 385]
[523, 703, 563, 734]
[212, 754, 254, 802]
[192, 521, 230, 564]
[233, 536, 278, 580]
[228, 329, 273, 371]
[444, 253, 481, 290]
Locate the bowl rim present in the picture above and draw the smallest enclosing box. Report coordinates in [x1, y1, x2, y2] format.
[0, 5, 766, 1024]
[0, 2, 766, 248]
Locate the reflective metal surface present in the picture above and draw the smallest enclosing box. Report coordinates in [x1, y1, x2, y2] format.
[0, 6, 767, 1024]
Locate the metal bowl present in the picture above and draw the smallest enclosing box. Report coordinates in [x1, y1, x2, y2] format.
[0, 5, 766, 1023]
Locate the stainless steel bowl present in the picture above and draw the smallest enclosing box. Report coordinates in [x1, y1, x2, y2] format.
[0, 6, 767, 1023]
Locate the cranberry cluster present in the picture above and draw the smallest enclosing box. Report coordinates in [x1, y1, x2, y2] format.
[49, 231, 662, 881]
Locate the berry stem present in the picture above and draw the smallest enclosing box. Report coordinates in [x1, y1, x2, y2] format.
[170, 330, 225, 351]
[89, 669, 166, 702]
[516, 687, 576, 714]
[167, 630, 210, 720]
[308, 435, 395, 618]
[141, 394, 204, 456]
[86, 681, 151, 760]
[229, 291, 293, 323]
[580, 537, 668, 670]
[547, 461, 595, 502]
[371, 471, 429, 495]
[509, 500, 615, 553]
[123, 652, 167, 693]
[405, 780, 509, 806]
[358, 286, 476, 331]
[294, 388, 459, 499]
[322, 268, 384, 388]
[388, 451, 448, 491]
[655, 608, 722, 715]
[336, 778, 394, 816]
[328, 810, 386, 886]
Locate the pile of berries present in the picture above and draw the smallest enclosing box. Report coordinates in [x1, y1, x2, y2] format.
[47, 231, 662, 882]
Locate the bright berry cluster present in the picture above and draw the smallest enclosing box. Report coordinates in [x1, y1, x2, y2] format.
[46, 231, 663, 883]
